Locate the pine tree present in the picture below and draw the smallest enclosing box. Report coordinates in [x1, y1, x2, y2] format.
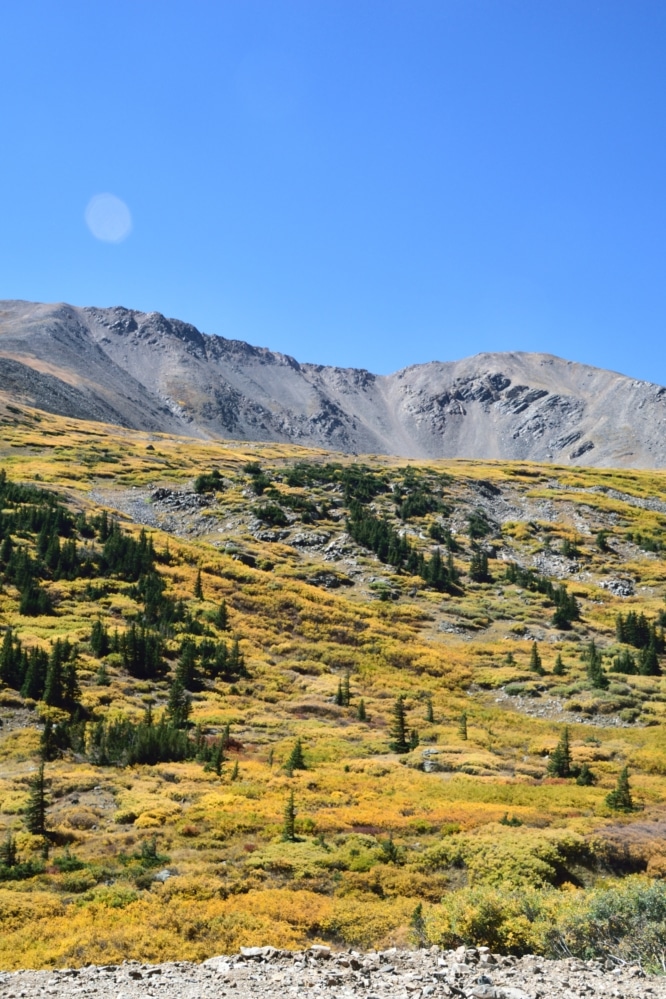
[552, 654, 566, 676]
[425, 697, 434, 723]
[357, 698, 367, 722]
[90, 619, 110, 658]
[282, 790, 297, 842]
[286, 738, 307, 772]
[334, 680, 344, 706]
[389, 696, 410, 753]
[459, 711, 468, 740]
[547, 727, 572, 778]
[25, 761, 48, 837]
[529, 642, 544, 675]
[194, 569, 204, 600]
[606, 766, 634, 812]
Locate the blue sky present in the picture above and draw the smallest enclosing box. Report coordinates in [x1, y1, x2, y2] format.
[1, 1, 665, 381]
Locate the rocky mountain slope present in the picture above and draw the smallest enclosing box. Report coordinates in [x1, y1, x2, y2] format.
[1, 299, 665, 467]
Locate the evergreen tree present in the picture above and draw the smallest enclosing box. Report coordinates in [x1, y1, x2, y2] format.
[43, 641, 66, 707]
[357, 698, 367, 722]
[409, 728, 420, 750]
[389, 696, 410, 753]
[166, 677, 191, 729]
[576, 763, 596, 786]
[96, 662, 111, 686]
[0, 833, 17, 868]
[639, 639, 661, 677]
[552, 654, 566, 676]
[425, 697, 434, 723]
[606, 766, 634, 812]
[25, 762, 48, 838]
[63, 662, 80, 709]
[286, 738, 307, 771]
[215, 600, 229, 630]
[90, 619, 110, 658]
[209, 740, 225, 776]
[459, 711, 468, 740]
[282, 790, 297, 842]
[231, 760, 240, 781]
[334, 680, 344, 706]
[469, 547, 491, 583]
[611, 649, 637, 674]
[547, 727, 572, 778]
[194, 569, 204, 600]
[585, 640, 609, 689]
[342, 670, 351, 706]
[529, 642, 544, 676]
[175, 638, 198, 690]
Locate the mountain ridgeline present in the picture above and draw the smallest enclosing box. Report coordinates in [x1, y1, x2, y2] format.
[1, 299, 665, 467]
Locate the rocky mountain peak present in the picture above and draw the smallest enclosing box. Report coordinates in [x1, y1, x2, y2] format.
[0, 299, 664, 467]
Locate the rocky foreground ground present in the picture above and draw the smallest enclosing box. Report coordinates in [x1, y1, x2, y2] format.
[1, 945, 664, 999]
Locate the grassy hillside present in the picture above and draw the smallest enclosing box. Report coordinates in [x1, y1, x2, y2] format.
[2, 402, 666, 969]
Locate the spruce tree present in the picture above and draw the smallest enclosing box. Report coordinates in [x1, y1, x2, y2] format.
[25, 761, 48, 838]
[529, 642, 544, 675]
[639, 639, 661, 677]
[215, 601, 229, 630]
[231, 760, 240, 781]
[286, 738, 307, 772]
[282, 790, 297, 842]
[606, 766, 634, 812]
[96, 662, 111, 686]
[552, 654, 566, 676]
[175, 638, 198, 690]
[585, 640, 609, 689]
[0, 833, 17, 868]
[357, 698, 367, 722]
[409, 728, 420, 750]
[342, 670, 351, 707]
[547, 727, 572, 778]
[459, 711, 468, 740]
[90, 619, 110, 658]
[576, 763, 596, 786]
[209, 739, 225, 776]
[425, 697, 434, 723]
[389, 696, 410, 753]
[166, 677, 191, 729]
[194, 569, 204, 600]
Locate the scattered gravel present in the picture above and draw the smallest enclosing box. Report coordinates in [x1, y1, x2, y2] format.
[1, 946, 662, 999]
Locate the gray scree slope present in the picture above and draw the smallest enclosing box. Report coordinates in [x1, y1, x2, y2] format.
[1, 299, 665, 467]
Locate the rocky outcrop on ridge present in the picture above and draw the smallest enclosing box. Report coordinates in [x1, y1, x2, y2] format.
[1, 945, 663, 999]
[1, 299, 666, 467]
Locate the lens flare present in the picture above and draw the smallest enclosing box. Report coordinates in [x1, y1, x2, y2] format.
[85, 193, 132, 243]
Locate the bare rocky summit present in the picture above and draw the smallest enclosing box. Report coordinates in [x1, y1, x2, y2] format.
[1, 299, 665, 467]
[1, 946, 663, 999]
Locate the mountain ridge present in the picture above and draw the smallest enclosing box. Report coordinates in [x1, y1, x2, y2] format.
[1, 298, 665, 467]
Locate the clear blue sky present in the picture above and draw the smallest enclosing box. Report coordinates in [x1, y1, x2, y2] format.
[1, 1, 665, 381]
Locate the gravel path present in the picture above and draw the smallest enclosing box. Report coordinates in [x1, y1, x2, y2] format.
[1, 946, 663, 999]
